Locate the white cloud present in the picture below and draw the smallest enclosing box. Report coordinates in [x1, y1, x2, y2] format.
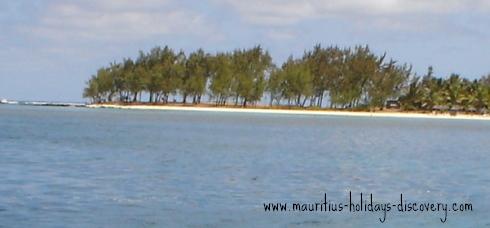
[217, 0, 490, 26]
[312, 0, 466, 15]
[216, 0, 314, 26]
[266, 30, 297, 40]
[24, 0, 220, 42]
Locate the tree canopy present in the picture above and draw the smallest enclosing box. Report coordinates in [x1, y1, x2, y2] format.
[84, 44, 490, 113]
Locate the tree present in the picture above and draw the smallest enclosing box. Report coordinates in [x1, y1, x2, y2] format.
[182, 49, 210, 104]
[328, 46, 381, 109]
[122, 59, 143, 102]
[83, 75, 101, 103]
[209, 53, 234, 105]
[367, 61, 411, 110]
[266, 66, 283, 106]
[83, 44, 490, 115]
[399, 76, 422, 110]
[96, 67, 116, 102]
[443, 74, 464, 108]
[277, 57, 313, 107]
[480, 74, 490, 109]
[303, 45, 346, 107]
[232, 46, 272, 107]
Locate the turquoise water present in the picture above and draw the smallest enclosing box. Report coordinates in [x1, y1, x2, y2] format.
[1, 105, 489, 227]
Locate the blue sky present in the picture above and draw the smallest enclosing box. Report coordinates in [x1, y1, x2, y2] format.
[1, 0, 490, 102]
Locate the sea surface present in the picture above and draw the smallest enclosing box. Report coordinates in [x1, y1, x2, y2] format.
[1, 104, 489, 227]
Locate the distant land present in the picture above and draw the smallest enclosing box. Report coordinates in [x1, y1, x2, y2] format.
[0, 99, 85, 107]
[82, 45, 490, 116]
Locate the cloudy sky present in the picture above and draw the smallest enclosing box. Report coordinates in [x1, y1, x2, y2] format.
[1, 0, 490, 101]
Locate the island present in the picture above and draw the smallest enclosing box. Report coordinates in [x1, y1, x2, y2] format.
[83, 45, 490, 120]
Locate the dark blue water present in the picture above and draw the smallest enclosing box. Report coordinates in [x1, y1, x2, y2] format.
[1, 105, 489, 227]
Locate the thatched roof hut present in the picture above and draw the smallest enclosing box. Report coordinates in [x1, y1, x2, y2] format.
[385, 100, 400, 109]
[432, 105, 449, 111]
[480, 108, 488, 115]
[450, 105, 463, 111]
[467, 107, 478, 113]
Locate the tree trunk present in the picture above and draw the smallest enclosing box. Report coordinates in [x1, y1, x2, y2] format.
[154, 93, 160, 103]
[183, 93, 187, 104]
[318, 91, 324, 107]
[133, 92, 138, 102]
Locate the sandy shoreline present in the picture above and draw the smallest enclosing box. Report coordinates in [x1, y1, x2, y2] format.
[86, 104, 490, 121]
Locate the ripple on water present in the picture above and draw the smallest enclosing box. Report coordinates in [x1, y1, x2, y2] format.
[0, 105, 489, 227]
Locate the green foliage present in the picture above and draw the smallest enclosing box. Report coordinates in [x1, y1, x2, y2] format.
[209, 53, 234, 105]
[399, 68, 490, 112]
[83, 44, 490, 113]
[231, 46, 272, 106]
[182, 49, 210, 104]
[269, 57, 313, 107]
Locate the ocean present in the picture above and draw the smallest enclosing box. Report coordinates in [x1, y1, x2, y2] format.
[1, 104, 489, 227]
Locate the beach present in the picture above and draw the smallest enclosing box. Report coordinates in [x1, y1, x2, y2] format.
[87, 104, 490, 121]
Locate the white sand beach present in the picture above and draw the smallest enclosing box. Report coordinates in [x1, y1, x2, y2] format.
[87, 104, 490, 121]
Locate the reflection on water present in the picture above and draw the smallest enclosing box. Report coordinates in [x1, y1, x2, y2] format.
[1, 105, 489, 227]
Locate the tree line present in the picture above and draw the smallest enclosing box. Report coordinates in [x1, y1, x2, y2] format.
[83, 45, 490, 112]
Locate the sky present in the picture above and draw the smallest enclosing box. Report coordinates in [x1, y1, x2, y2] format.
[1, 0, 490, 102]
